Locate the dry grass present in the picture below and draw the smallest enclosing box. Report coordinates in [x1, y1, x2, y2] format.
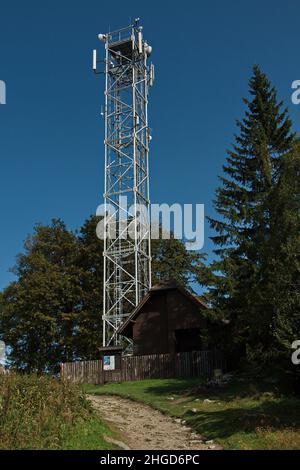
[255, 427, 300, 450]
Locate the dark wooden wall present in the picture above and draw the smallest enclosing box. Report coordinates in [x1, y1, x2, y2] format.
[132, 289, 207, 356]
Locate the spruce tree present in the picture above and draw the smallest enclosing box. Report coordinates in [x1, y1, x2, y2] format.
[269, 143, 300, 371]
[206, 65, 296, 365]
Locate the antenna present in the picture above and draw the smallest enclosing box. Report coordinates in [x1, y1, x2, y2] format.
[92, 49, 97, 71]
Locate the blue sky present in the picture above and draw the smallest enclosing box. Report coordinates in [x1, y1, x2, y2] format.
[0, 0, 299, 289]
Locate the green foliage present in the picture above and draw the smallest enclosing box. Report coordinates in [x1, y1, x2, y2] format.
[204, 65, 300, 370]
[73, 217, 104, 361]
[151, 232, 206, 289]
[0, 372, 114, 450]
[0, 219, 83, 372]
[0, 217, 202, 372]
[268, 143, 300, 370]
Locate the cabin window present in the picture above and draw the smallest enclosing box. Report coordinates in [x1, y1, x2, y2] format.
[175, 328, 202, 353]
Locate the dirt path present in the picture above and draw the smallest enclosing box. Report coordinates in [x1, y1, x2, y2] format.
[88, 394, 219, 450]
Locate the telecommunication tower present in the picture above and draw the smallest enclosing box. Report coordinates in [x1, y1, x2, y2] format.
[93, 19, 154, 346]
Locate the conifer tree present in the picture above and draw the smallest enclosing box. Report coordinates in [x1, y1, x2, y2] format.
[206, 65, 297, 365]
[269, 143, 300, 370]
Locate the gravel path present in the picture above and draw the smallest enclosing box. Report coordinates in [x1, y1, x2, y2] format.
[88, 394, 219, 451]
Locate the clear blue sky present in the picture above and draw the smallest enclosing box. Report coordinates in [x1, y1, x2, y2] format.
[0, 0, 299, 289]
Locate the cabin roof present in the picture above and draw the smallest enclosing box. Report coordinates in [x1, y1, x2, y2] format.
[117, 279, 208, 337]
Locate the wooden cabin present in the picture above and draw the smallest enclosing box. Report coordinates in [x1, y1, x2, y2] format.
[118, 280, 208, 356]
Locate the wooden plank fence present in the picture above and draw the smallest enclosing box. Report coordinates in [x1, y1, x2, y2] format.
[61, 359, 103, 385]
[61, 350, 225, 385]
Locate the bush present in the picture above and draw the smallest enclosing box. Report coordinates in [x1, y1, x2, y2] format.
[0, 373, 93, 449]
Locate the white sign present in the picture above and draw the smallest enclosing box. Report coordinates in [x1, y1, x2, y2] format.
[0, 341, 5, 363]
[103, 355, 115, 371]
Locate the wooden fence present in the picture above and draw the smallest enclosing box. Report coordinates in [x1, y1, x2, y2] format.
[61, 350, 225, 385]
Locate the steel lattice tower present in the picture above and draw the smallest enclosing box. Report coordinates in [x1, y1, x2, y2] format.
[93, 20, 154, 346]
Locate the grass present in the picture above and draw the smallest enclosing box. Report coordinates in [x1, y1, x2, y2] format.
[84, 375, 300, 450]
[63, 417, 117, 450]
[0, 373, 118, 450]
